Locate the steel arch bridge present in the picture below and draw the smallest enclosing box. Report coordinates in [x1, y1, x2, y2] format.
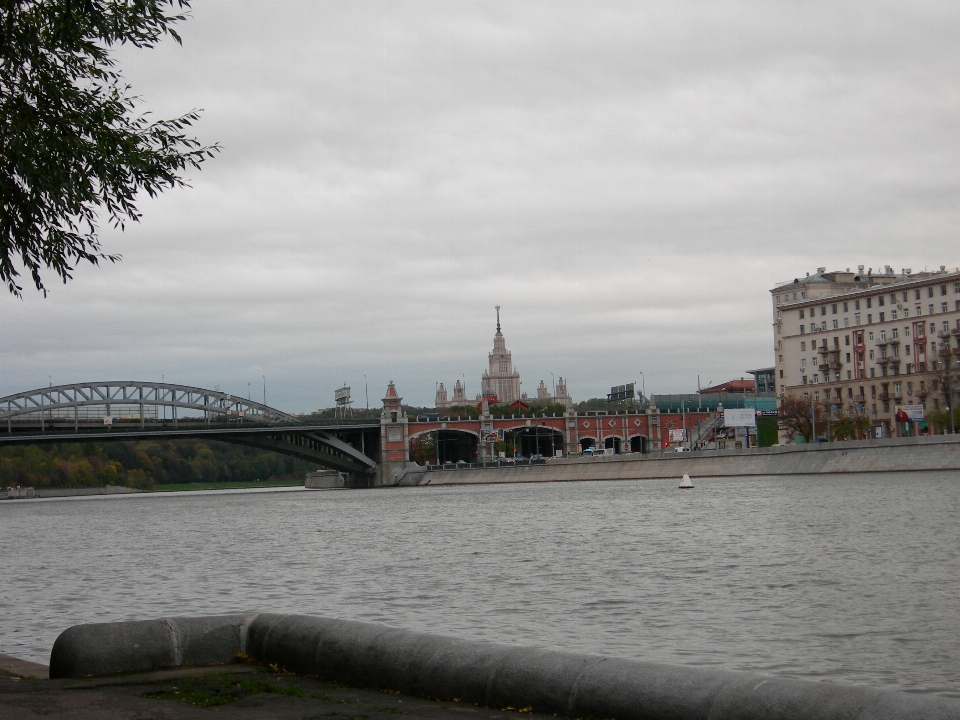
[0, 381, 378, 477]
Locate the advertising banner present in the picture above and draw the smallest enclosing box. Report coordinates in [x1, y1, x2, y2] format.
[723, 408, 757, 427]
[668, 428, 686, 442]
[903, 404, 925, 420]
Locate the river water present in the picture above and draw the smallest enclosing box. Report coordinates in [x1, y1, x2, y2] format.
[1, 473, 958, 698]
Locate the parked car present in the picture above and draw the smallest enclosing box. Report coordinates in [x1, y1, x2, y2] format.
[674, 447, 690, 453]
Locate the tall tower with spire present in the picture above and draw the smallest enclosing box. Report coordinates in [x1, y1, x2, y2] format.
[481, 305, 521, 404]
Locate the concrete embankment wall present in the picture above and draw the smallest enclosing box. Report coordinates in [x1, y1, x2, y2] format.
[407, 434, 960, 486]
[48, 614, 960, 720]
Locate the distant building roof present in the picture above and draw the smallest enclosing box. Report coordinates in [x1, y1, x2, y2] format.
[700, 379, 755, 394]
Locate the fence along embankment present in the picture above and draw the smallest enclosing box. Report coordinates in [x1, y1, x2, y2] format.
[406, 434, 960, 485]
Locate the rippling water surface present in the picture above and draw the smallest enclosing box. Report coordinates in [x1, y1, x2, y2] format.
[2, 473, 958, 697]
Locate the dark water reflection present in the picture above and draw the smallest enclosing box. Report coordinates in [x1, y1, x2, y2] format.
[1, 472, 958, 697]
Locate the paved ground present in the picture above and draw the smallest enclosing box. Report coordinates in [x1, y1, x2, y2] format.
[0, 654, 553, 720]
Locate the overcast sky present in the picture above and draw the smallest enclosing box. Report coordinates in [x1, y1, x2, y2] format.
[3, 1, 960, 411]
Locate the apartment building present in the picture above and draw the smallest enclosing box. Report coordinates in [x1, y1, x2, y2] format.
[771, 265, 960, 437]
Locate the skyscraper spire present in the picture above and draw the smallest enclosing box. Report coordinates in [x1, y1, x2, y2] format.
[496, 305, 501, 333]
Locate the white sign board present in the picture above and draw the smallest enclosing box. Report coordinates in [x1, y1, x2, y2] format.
[668, 428, 687, 442]
[903, 404, 925, 420]
[724, 408, 757, 427]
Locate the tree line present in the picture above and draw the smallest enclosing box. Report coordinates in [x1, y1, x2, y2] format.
[0, 440, 318, 489]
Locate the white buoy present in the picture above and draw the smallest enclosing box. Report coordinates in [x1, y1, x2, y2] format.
[679, 472, 694, 489]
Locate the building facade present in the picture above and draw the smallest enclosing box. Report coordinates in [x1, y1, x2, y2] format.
[771, 265, 960, 436]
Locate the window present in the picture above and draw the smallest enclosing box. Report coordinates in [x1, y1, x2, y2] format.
[879, 312, 885, 322]
[902, 292, 908, 302]
[870, 368, 875, 377]
[811, 323, 817, 332]
[832, 320, 838, 329]
[799, 308, 805, 319]
[904, 308, 909, 317]
[915, 289, 921, 300]
[880, 330, 886, 341]
[942, 302, 948, 313]
[871, 386, 877, 398]
[843, 302, 849, 312]
[878, 295, 885, 306]
[779, 354, 783, 363]
[894, 382, 901, 395]
[801, 292, 805, 298]
[940, 285, 947, 295]
[832, 304, 837, 314]
[868, 314, 873, 324]
[847, 370, 852, 380]
[844, 317, 849, 327]
[777, 340, 782, 349]
[954, 282, 960, 293]
[905, 345, 910, 354]
[813, 374, 819, 384]
[800, 326, 805, 335]
[777, 310, 782, 320]
[801, 358, 806, 369]
[776, 296, 781, 305]
[866, 297, 872, 308]
[820, 306, 827, 316]
[855, 313, 861, 325]
[891, 310, 897, 319]
[890, 294, 897, 304]
[802, 376, 808, 385]
[956, 300, 960, 311]
[845, 335, 850, 345]
[779, 369, 783, 378]
[800, 341, 806, 351]
[944, 321, 950, 333]
[869, 349, 875, 359]
[929, 304, 934, 314]
[928, 286, 934, 298]
[855, 299, 861, 310]
[821, 321, 827, 331]
[868, 331, 874, 341]
[930, 323, 936, 334]
[892, 328, 898, 338]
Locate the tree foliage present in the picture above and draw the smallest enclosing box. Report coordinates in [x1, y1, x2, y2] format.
[0, 438, 317, 488]
[0, 0, 218, 296]
[778, 393, 825, 442]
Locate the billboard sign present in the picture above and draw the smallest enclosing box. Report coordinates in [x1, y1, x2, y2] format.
[608, 383, 635, 402]
[668, 428, 686, 442]
[724, 408, 757, 427]
[903, 404, 925, 420]
[335, 386, 351, 405]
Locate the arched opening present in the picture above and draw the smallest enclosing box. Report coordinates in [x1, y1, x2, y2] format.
[511, 427, 564, 458]
[579, 437, 596, 452]
[629, 435, 648, 454]
[410, 430, 479, 465]
[604, 436, 622, 454]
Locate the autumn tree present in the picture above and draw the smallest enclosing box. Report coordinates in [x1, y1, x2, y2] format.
[1, 0, 219, 296]
[778, 393, 827, 442]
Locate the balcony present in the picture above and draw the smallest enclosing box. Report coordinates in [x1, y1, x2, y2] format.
[938, 330, 952, 339]
[918, 389, 928, 398]
[888, 338, 901, 345]
[875, 339, 888, 347]
[878, 392, 890, 401]
[829, 361, 843, 370]
[952, 327, 960, 335]
[818, 363, 831, 372]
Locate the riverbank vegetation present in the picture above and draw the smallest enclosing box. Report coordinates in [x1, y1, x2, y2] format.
[0, 440, 317, 490]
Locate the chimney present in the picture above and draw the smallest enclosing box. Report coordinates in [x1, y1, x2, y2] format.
[858, 265, 864, 274]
